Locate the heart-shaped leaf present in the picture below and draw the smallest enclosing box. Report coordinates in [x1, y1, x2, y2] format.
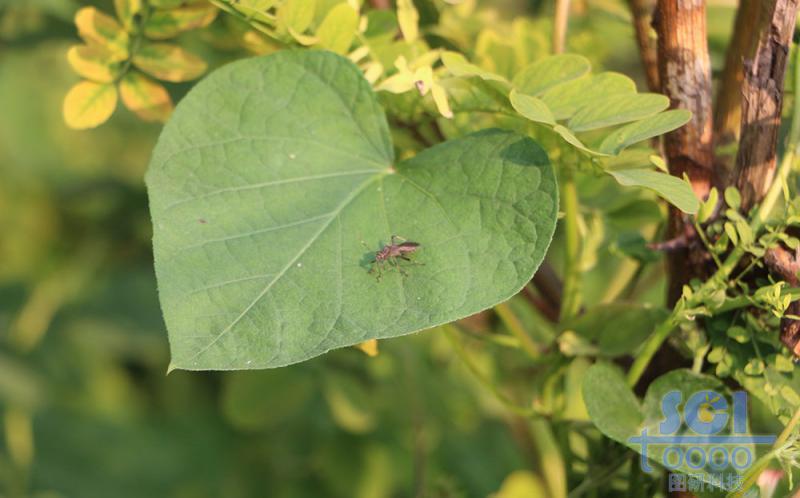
[146, 51, 558, 370]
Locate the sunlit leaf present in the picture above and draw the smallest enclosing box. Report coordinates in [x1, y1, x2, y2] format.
[430, 82, 453, 118]
[316, 3, 359, 54]
[119, 71, 173, 122]
[509, 89, 555, 125]
[494, 470, 548, 498]
[441, 51, 509, 83]
[512, 54, 591, 96]
[133, 43, 207, 83]
[62, 80, 118, 130]
[74, 6, 129, 58]
[146, 51, 558, 370]
[67, 45, 118, 83]
[114, 0, 142, 30]
[150, 0, 184, 7]
[277, 0, 316, 36]
[540, 72, 636, 120]
[396, 0, 419, 42]
[354, 339, 378, 356]
[553, 125, 608, 156]
[567, 93, 670, 132]
[144, 3, 218, 40]
[597, 110, 692, 155]
[608, 168, 699, 214]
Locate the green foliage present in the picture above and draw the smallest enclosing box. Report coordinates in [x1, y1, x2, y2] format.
[63, 0, 216, 128]
[147, 51, 558, 369]
[11, 0, 800, 497]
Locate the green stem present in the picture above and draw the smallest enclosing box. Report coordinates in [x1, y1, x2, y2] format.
[728, 406, 800, 498]
[443, 324, 545, 419]
[495, 302, 541, 360]
[560, 172, 582, 321]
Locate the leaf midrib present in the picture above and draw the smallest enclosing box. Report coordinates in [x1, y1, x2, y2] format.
[182, 170, 390, 365]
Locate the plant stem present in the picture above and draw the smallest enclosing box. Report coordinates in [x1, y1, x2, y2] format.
[560, 172, 582, 321]
[552, 0, 571, 54]
[443, 324, 544, 419]
[728, 405, 800, 498]
[495, 302, 541, 360]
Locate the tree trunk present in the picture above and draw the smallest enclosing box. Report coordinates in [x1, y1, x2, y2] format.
[653, 0, 715, 304]
[734, 0, 799, 212]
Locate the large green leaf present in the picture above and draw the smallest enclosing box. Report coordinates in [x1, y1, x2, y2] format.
[147, 50, 558, 370]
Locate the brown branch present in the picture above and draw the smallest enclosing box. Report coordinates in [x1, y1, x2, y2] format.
[653, 0, 715, 304]
[734, 0, 799, 212]
[627, 0, 660, 91]
[766, 246, 800, 356]
[713, 0, 760, 157]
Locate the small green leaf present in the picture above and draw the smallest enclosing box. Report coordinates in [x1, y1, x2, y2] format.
[441, 51, 508, 83]
[540, 72, 636, 120]
[582, 362, 643, 444]
[597, 110, 692, 155]
[315, 3, 359, 54]
[147, 51, 558, 370]
[552, 125, 608, 156]
[608, 168, 699, 214]
[568, 93, 670, 132]
[512, 54, 591, 96]
[724, 186, 741, 211]
[509, 89, 555, 125]
[697, 187, 718, 223]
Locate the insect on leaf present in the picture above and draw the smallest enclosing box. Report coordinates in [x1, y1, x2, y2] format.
[63, 80, 118, 129]
[146, 51, 558, 370]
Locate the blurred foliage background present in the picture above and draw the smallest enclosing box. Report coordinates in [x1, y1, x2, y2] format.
[0, 1, 750, 497]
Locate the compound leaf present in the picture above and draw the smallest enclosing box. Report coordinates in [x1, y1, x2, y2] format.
[147, 51, 558, 370]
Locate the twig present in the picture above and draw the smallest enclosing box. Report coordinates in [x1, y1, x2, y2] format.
[626, 0, 659, 91]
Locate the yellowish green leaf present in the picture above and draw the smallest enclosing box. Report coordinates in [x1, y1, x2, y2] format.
[354, 339, 379, 357]
[509, 89, 555, 125]
[277, 0, 316, 36]
[133, 43, 207, 82]
[431, 82, 453, 118]
[494, 470, 548, 498]
[441, 51, 508, 83]
[119, 71, 173, 122]
[396, 0, 418, 42]
[288, 28, 318, 45]
[74, 6, 129, 58]
[144, 4, 218, 40]
[62, 80, 117, 130]
[114, 0, 142, 30]
[316, 3, 358, 54]
[150, 0, 183, 7]
[66, 45, 118, 83]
